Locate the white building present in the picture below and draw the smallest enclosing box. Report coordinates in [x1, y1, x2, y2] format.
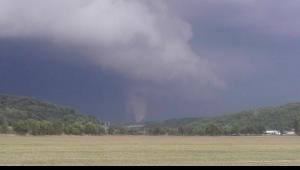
[265, 130, 281, 135]
[284, 131, 296, 136]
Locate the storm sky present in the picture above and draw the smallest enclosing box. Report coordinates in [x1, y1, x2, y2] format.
[1, 0, 300, 122]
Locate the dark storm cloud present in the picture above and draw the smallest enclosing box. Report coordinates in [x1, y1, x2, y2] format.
[167, 0, 300, 81]
[0, 0, 226, 122]
[1, 0, 300, 121]
[0, 0, 223, 87]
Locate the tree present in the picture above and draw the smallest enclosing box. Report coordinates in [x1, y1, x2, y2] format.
[0, 115, 9, 134]
[178, 127, 185, 136]
[165, 128, 179, 136]
[0, 115, 7, 125]
[108, 127, 116, 135]
[205, 123, 222, 136]
[39, 121, 53, 135]
[230, 124, 241, 135]
[294, 119, 300, 135]
[26, 120, 41, 135]
[128, 129, 140, 135]
[64, 123, 83, 135]
[52, 122, 64, 135]
[84, 123, 105, 135]
[97, 125, 106, 135]
[150, 127, 166, 136]
[0, 125, 8, 134]
[113, 127, 129, 135]
[13, 121, 29, 135]
[85, 123, 98, 135]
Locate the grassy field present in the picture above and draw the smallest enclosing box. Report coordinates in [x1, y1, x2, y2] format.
[0, 136, 300, 166]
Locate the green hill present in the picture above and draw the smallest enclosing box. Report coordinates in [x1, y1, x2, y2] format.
[0, 96, 105, 135]
[146, 103, 300, 136]
[1, 95, 300, 136]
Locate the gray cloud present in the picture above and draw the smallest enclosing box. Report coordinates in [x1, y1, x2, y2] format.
[2, 0, 300, 121]
[167, 0, 300, 38]
[0, 0, 223, 89]
[0, 0, 228, 122]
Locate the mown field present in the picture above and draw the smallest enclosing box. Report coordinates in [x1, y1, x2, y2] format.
[0, 136, 300, 166]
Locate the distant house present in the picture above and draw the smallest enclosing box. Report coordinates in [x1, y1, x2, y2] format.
[284, 130, 296, 136]
[265, 130, 281, 135]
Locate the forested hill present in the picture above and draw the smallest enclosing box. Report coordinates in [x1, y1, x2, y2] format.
[0, 96, 105, 135]
[1, 95, 300, 136]
[146, 103, 300, 136]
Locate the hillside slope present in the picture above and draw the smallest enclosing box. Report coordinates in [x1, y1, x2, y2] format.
[147, 103, 300, 136]
[0, 96, 105, 135]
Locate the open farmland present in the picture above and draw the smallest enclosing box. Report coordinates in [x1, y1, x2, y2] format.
[0, 136, 300, 166]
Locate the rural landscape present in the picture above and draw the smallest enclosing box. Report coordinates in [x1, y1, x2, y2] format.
[1, 0, 300, 166]
[1, 96, 300, 137]
[1, 95, 300, 166]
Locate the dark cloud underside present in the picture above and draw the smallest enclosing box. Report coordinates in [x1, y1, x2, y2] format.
[1, 0, 300, 122]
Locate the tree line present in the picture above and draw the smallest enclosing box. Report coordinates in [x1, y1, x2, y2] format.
[1, 116, 300, 136]
[147, 119, 300, 136]
[1, 95, 300, 136]
[0, 112, 108, 136]
[147, 123, 265, 136]
[1, 96, 300, 136]
[1, 119, 106, 136]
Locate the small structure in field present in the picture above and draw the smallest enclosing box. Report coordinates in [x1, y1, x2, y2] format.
[265, 130, 281, 135]
[284, 130, 296, 136]
[265, 129, 297, 136]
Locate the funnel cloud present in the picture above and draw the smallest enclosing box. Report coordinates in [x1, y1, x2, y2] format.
[0, 0, 224, 122]
[127, 94, 148, 123]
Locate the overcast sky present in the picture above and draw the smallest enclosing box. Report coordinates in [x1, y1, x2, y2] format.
[1, 0, 300, 122]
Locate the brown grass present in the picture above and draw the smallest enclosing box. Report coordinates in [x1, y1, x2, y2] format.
[0, 135, 300, 165]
